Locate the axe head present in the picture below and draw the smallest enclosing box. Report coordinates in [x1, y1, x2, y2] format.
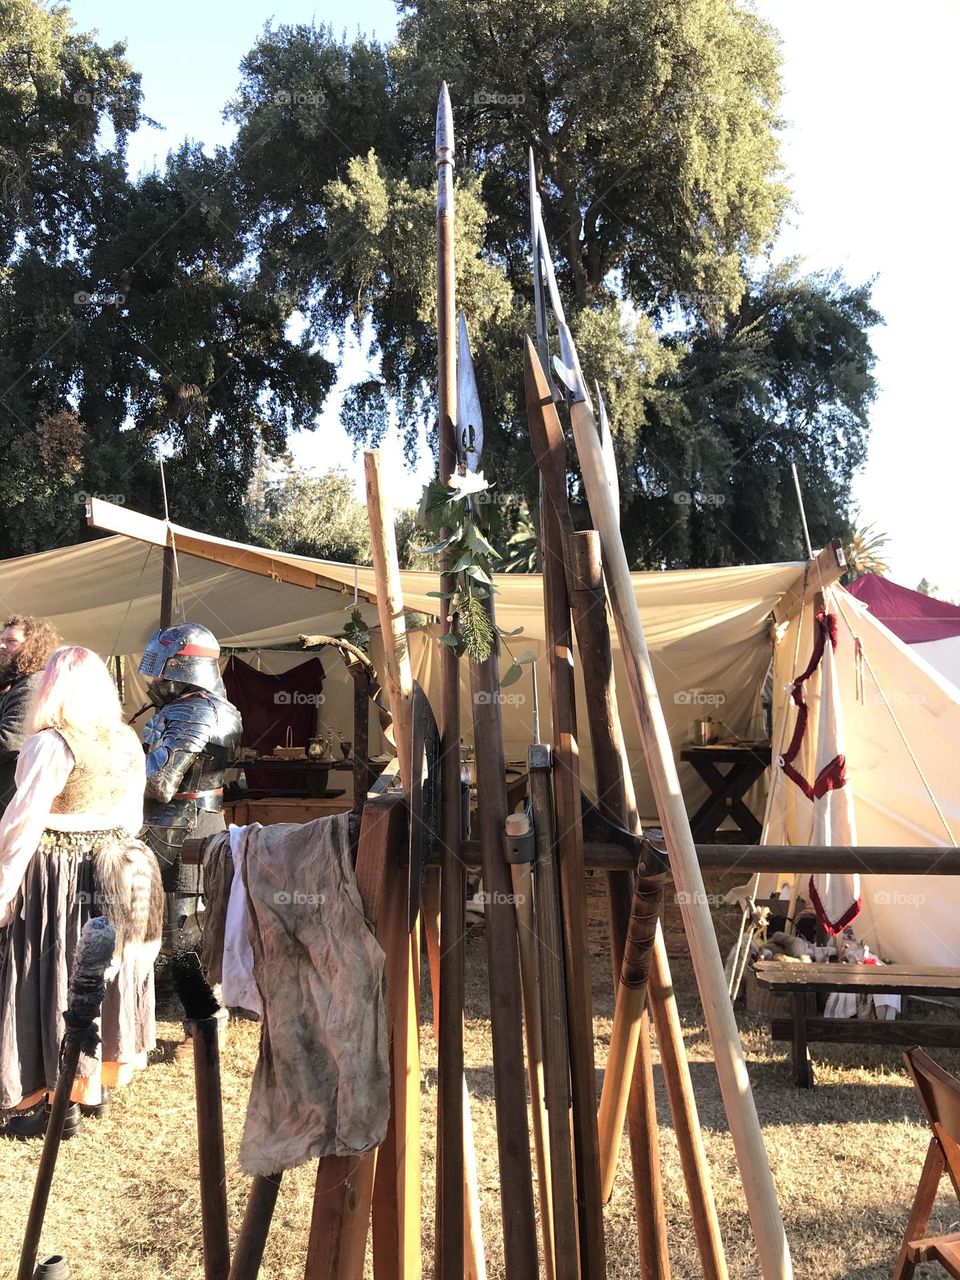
[408, 681, 442, 931]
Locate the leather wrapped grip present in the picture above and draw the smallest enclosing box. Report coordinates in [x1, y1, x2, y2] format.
[620, 871, 666, 991]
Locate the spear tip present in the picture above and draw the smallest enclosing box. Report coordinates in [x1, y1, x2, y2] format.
[435, 81, 454, 156]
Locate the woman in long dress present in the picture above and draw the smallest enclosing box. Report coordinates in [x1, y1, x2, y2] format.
[0, 646, 163, 1138]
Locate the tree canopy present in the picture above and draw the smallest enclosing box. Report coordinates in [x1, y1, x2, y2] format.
[0, 0, 881, 568]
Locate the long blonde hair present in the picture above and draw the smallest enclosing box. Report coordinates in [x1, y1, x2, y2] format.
[29, 646, 124, 735]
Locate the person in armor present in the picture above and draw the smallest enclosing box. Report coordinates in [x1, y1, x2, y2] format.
[137, 623, 241, 947]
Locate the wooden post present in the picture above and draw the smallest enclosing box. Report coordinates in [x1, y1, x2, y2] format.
[528, 745, 582, 1280]
[160, 543, 175, 628]
[350, 661, 372, 814]
[227, 1174, 283, 1280]
[539, 492, 607, 1279]
[470, 638, 539, 1276]
[435, 81, 466, 1280]
[558, 341, 793, 1278]
[563, 529, 726, 1279]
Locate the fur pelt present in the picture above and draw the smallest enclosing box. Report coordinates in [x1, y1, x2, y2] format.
[92, 836, 164, 965]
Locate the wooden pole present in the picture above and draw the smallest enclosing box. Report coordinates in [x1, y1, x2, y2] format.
[539, 492, 607, 1279]
[506, 817, 556, 1280]
[191, 1016, 231, 1280]
[566, 527, 670, 1274]
[227, 1174, 283, 1280]
[562, 530, 725, 1279]
[528, 745, 582, 1280]
[160, 543, 175, 628]
[435, 81, 466, 1280]
[557, 342, 793, 1278]
[470, 638, 539, 1276]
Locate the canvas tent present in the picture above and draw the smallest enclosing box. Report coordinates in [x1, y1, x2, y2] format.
[0, 498, 804, 822]
[846, 572, 960, 688]
[2, 500, 957, 966]
[764, 582, 960, 965]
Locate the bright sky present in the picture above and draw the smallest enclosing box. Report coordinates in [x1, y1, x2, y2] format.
[67, 0, 960, 595]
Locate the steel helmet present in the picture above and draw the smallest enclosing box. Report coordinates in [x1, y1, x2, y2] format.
[138, 622, 225, 696]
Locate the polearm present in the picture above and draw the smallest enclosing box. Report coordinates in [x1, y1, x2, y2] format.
[435, 80, 467, 1280]
[553, 326, 793, 1277]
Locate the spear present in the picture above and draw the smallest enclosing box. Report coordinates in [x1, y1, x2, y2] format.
[435, 80, 467, 1280]
[545, 322, 794, 1278]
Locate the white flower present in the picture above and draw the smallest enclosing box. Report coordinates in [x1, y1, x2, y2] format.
[449, 470, 490, 499]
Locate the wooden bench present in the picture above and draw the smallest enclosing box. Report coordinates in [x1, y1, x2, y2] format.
[753, 961, 960, 1087]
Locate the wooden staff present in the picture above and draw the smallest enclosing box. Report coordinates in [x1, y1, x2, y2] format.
[528, 745, 582, 1280]
[555, 338, 793, 1278]
[538, 492, 607, 1277]
[17, 919, 116, 1280]
[172, 953, 231, 1280]
[505, 813, 556, 1280]
[227, 1174, 283, 1280]
[470, 637, 539, 1276]
[364, 448, 484, 1280]
[563, 531, 725, 1279]
[435, 80, 467, 1280]
[530, 367, 670, 1271]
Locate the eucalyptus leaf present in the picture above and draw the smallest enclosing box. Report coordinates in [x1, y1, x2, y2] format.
[500, 661, 524, 687]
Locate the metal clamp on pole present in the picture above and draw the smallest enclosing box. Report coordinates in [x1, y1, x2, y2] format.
[504, 813, 536, 864]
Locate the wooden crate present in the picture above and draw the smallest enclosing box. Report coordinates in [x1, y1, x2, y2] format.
[225, 797, 352, 827]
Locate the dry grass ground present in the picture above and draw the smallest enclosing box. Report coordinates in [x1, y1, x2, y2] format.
[0, 883, 957, 1279]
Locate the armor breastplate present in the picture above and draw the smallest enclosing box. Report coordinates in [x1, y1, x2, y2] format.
[141, 692, 242, 847]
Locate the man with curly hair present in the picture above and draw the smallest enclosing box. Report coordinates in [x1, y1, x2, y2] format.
[0, 616, 61, 816]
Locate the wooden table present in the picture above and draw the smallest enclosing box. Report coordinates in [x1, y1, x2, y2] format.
[240, 757, 354, 798]
[680, 743, 771, 843]
[754, 961, 960, 1087]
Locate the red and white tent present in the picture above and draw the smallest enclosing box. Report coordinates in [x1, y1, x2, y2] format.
[846, 573, 960, 689]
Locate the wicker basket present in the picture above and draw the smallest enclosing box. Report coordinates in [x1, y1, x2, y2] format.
[273, 726, 306, 761]
[743, 965, 816, 1016]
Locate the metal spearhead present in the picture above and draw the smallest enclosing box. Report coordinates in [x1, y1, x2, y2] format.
[435, 82, 455, 217]
[457, 310, 483, 473]
[533, 205, 589, 405]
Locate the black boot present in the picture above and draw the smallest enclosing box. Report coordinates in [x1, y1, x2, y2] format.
[4, 1101, 81, 1140]
[79, 1087, 111, 1120]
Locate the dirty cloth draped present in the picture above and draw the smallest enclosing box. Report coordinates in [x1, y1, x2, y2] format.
[203, 814, 389, 1175]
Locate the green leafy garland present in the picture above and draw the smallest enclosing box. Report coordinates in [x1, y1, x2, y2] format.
[417, 472, 534, 686]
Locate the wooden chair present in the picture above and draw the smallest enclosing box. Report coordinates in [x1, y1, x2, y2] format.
[894, 1048, 960, 1278]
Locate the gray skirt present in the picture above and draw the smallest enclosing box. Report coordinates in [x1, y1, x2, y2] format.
[0, 829, 158, 1110]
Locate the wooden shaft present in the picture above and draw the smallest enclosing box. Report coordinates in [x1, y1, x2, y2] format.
[422, 871, 486, 1280]
[511, 858, 556, 1280]
[528, 748, 581, 1280]
[160, 543, 175, 628]
[598, 871, 666, 1204]
[540, 497, 606, 1278]
[192, 1016, 231, 1280]
[17, 1040, 83, 1280]
[436, 117, 466, 1280]
[350, 663, 372, 814]
[469, 628, 539, 1277]
[363, 451, 415, 784]
[567, 385, 791, 1278]
[227, 1173, 283, 1280]
[306, 1154, 376, 1279]
[180, 838, 960, 878]
[647, 931, 727, 1280]
[565, 527, 669, 1273]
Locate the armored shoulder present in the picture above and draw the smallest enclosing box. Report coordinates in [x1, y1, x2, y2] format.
[154, 698, 219, 752]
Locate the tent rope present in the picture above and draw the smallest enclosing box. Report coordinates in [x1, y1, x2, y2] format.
[834, 589, 958, 849]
